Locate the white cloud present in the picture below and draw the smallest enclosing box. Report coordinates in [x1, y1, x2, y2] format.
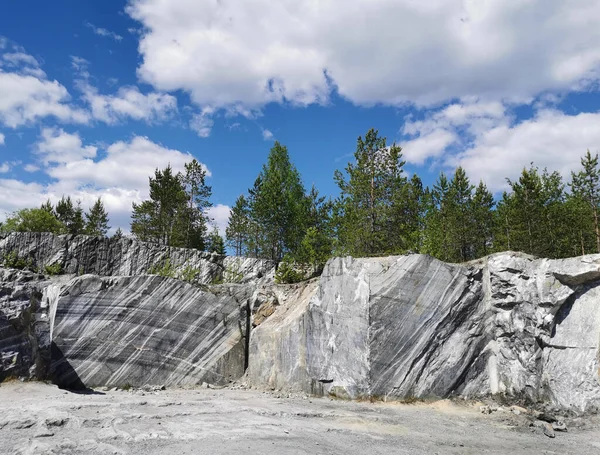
[206, 204, 231, 236]
[127, 0, 600, 110]
[0, 133, 4, 145]
[0, 72, 89, 127]
[0, 134, 210, 232]
[35, 128, 97, 164]
[85, 22, 123, 41]
[451, 110, 600, 192]
[24, 164, 39, 173]
[72, 56, 177, 125]
[262, 129, 274, 141]
[0, 162, 10, 173]
[0, 43, 89, 128]
[190, 107, 214, 138]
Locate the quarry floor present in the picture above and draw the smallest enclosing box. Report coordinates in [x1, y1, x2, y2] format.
[1, 383, 600, 455]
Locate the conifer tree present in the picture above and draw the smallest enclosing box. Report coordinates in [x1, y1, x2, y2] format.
[85, 198, 110, 236]
[206, 227, 226, 255]
[471, 181, 495, 258]
[571, 150, 600, 253]
[226, 195, 250, 256]
[249, 142, 308, 261]
[334, 128, 407, 256]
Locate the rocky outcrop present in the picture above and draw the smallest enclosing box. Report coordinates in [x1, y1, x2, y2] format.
[51, 274, 249, 388]
[0, 269, 69, 381]
[0, 232, 275, 285]
[2, 233, 600, 413]
[247, 253, 600, 412]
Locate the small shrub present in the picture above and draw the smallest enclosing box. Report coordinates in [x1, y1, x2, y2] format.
[181, 265, 201, 283]
[148, 258, 176, 278]
[44, 263, 63, 276]
[275, 257, 305, 284]
[223, 262, 244, 284]
[3, 251, 34, 271]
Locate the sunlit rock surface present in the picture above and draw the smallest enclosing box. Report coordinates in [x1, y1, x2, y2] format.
[0, 232, 275, 285]
[1, 232, 600, 413]
[51, 274, 248, 388]
[247, 253, 600, 412]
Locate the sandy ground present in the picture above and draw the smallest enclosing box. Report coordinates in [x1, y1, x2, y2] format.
[1, 382, 599, 455]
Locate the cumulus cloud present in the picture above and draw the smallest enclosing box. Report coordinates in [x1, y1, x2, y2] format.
[127, 0, 600, 110]
[0, 41, 88, 128]
[262, 129, 274, 141]
[72, 56, 177, 125]
[35, 128, 97, 164]
[0, 134, 210, 231]
[0, 162, 10, 173]
[451, 110, 600, 192]
[190, 107, 215, 138]
[402, 100, 600, 192]
[85, 22, 123, 41]
[206, 204, 231, 236]
[0, 133, 4, 145]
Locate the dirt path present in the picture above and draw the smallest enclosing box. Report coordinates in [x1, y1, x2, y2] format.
[1, 382, 599, 454]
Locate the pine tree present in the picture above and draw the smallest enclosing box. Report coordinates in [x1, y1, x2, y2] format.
[249, 142, 308, 261]
[571, 150, 600, 253]
[85, 198, 110, 236]
[423, 172, 451, 260]
[447, 167, 474, 262]
[226, 195, 250, 256]
[206, 227, 226, 255]
[112, 227, 124, 241]
[334, 128, 407, 256]
[131, 165, 189, 246]
[180, 159, 212, 249]
[55, 196, 85, 235]
[471, 181, 495, 258]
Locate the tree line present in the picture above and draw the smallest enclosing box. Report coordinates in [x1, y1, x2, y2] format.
[225, 129, 600, 265]
[2, 130, 599, 265]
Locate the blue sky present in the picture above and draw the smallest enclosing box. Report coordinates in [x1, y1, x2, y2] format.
[1, 0, 600, 233]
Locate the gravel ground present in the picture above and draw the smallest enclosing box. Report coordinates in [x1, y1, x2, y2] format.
[1, 382, 599, 455]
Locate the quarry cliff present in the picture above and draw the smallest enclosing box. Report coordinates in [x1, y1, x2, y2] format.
[1, 232, 600, 413]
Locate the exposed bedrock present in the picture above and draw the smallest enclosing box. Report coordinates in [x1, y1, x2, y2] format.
[1, 232, 600, 413]
[50, 275, 250, 389]
[247, 253, 600, 412]
[0, 232, 275, 285]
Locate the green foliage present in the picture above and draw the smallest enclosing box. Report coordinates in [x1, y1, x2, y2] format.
[56, 196, 85, 235]
[44, 263, 63, 276]
[248, 142, 309, 261]
[85, 198, 110, 236]
[180, 265, 201, 283]
[206, 227, 226, 255]
[226, 195, 250, 256]
[333, 128, 410, 257]
[2, 251, 34, 271]
[274, 256, 305, 284]
[223, 261, 244, 284]
[147, 258, 176, 278]
[112, 227, 124, 240]
[1, 208, 64, 234]
[131, 161, 212, 249]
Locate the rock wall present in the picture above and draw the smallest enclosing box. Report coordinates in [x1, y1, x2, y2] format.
[50, 275, 249, 388]
[1, 233, 600, 413]
[246, 253, 600, 413]
[0, 232, 275, 285]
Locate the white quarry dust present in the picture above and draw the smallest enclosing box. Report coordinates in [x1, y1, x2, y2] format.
[1, 382, 600, 455]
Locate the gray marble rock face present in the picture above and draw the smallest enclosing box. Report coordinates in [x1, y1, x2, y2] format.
[51, 274, 249, 388]
[0, 268, 52, 380]
[0, 232, 276, 285]
[247, 253, 600, 412]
